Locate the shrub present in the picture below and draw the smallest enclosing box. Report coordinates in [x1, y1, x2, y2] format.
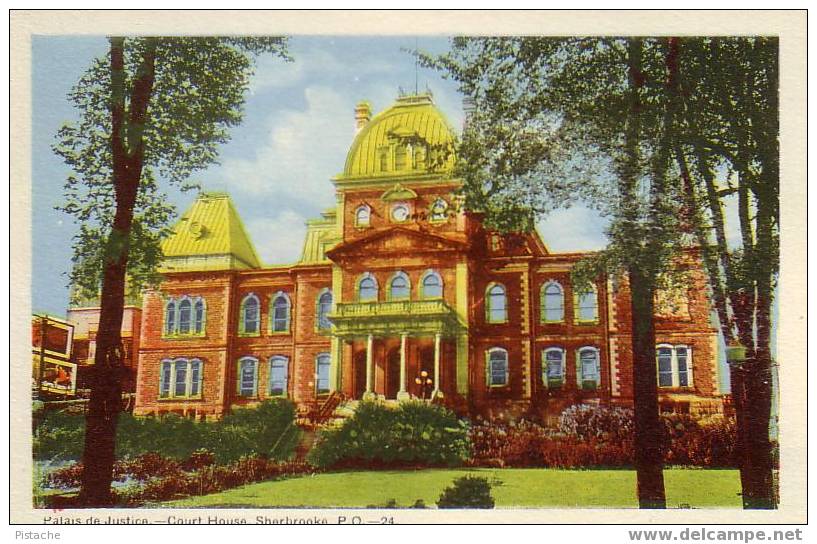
[559, 404, 635, 443]
[436, 475, 494, 509]
[33, 410, 85, 462]
[308, 400, 470, 469]
[43, 451, 315, 505]
[34, 400, 300, 464]
[469, 405, 738, 468]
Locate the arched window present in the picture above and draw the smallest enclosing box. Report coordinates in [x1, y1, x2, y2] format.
[543, 347, 565, 389]
[193, 298, 205, 334]
[269, 356, 289, 397]
[388, 271, 411, 301]
[358, 274, 378, 302]
[355, 205, 371, 227]
[430, 198, 449, 222]
[575, 285, 599, 323]
[656, 344, 693, 388]
[159, 358, 203, 399]
[177, 298, 192, 334]
[486, 283, 507, 323]
[316, 289, 333, 330]
[577, 347, 600, 390]
[237, 357, 258, 397]
[420, 270, 443, 299]
[270, 292, 291, 333]
[315, 353, 331, 394]
[541, 281, 564, 323]
[240, 294, 260, 335]
[164, 300, 176, 335]
[486, 347, 509, 387]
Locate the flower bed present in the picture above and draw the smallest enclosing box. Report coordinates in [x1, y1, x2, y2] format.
[468, 404, 738, 468]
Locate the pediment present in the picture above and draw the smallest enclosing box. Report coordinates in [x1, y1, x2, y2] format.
[326, 227, 467, 262]
[381, 183, 418, 202]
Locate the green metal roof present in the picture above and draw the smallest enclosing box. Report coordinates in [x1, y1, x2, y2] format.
[339, 93, 456, 180]
[161, 192, 261, 270]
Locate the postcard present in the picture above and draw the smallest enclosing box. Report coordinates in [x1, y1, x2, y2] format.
[9, 9, 807, 528]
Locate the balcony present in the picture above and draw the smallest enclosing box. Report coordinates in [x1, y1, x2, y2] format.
[328, 300, 462, 338]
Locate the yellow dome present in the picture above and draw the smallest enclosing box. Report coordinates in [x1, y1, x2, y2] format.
[340, 93, 456, 180]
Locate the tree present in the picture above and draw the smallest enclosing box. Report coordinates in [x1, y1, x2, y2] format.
[425, 35, 780, 509]
[670, 37, 779, 508]
[53, 36, 289, 506]
[424, 36, 700, 508]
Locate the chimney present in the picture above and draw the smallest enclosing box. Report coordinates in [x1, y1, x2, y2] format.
[354, 101, 371, 133]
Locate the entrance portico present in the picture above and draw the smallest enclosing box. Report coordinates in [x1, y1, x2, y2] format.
[328, 300, 461, 401]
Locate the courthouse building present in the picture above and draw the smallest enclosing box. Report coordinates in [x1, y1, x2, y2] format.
[132, 93, 723, 420]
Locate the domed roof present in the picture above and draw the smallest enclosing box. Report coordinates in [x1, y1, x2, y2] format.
[340, 93, 456, 180]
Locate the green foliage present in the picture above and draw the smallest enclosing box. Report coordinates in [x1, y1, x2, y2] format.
[33, 410, 86, 462]
[436, 475, 495, 509]
[54, 36, 290, 297]
[34, 400, 299, 464]
[308, 401, 470, 469]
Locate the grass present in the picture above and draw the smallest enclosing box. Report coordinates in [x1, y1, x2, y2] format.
[167, 468, 742, 509]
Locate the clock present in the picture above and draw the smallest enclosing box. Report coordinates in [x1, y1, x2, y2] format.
[391, 203, 410, 222]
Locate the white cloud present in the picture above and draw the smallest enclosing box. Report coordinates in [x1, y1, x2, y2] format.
[218, 85, 351, 207]
[246, 210, 308, 265]
[536, 206, 609, 252]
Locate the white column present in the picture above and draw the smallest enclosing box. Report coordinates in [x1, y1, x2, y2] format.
[363, 334, 375, 400]
[432, 333, 443, 399]
[397, 333, 410, 401]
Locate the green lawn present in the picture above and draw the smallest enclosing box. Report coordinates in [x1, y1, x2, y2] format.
[167, 468, 741, 509]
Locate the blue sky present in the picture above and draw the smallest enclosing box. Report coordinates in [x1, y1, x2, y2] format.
[32, 35, 610, 316]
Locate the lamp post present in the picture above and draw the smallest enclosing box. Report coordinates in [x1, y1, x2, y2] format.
[414, 370, 433, 400]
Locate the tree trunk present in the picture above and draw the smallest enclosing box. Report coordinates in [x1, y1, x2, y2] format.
[621, 37, 666, 509]
[629, 269, 667, 508]
[78, 37, 157, 506]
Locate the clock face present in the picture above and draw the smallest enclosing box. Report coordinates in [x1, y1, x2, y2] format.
[391, 203, 410, 222]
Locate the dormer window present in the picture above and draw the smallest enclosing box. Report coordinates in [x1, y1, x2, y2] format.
[355, 205, 371, 227]
[394, 144, 407, 170]
[413, 145, 426, 169]
[430, 198, 449, 223]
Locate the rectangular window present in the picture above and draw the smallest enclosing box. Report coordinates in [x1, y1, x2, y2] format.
[269, 357, 288, 396]
[545, 349, 564, 388]
[189, 360, 201, 397]
[174, 360, 188, 397]
[657, 348, 674, 387]
[677, 347, 689, 387]
[159, 361, 172, 398]
[316, 354, 330, 394]
[238, 358, 258, 397]
[488, 350, 508, 387]
[578, 349, 600, 390]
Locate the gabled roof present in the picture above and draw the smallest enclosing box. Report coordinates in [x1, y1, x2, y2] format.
[161, 192, 261, 271]
[326, 226, 468, 262]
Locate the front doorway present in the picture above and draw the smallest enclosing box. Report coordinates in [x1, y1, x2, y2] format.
[386, 347, 401, 399]
[353, 352, 366, 399]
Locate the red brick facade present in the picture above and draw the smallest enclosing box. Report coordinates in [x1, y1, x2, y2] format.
[132, 94, 723, 419]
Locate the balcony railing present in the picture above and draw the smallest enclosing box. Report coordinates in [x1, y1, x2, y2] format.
[328, 300, 461, 337]
[330, 299, 453, 318]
